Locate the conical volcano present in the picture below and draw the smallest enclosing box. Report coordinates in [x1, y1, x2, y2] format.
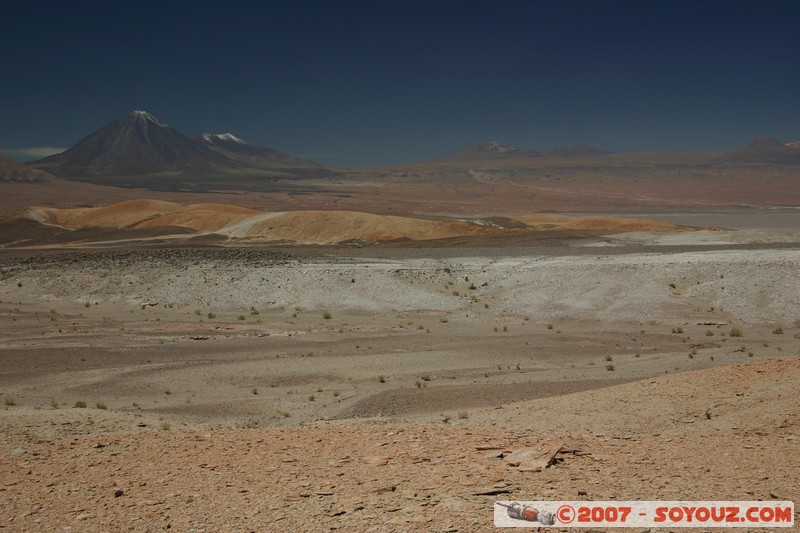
[30, 111, 236, 178]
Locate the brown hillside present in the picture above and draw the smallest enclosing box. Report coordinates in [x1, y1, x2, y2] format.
[0, 156, 53, 183]
[33, 199, 182, 228]
[512, 214, 680, 232]
[561, 215, 679, 232]
[27, 200, 683, 245]
[134, 203, 261, 232]
[242, 211, 502, 244]
[480, 356, 800, 436]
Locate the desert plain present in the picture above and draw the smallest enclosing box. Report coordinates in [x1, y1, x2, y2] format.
[4, 3, 800, 527]
[0, 200, 798, 532]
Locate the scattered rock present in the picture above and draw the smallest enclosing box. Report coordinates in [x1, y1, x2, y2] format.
[471, 487, 514, 496]
[504, 443, 564, 472]
[362, 456, 390, 466]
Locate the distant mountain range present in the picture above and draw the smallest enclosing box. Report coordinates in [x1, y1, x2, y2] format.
[436, 138, 800, 164]
[193, 132, 324, 170]
[435, 141, 542, 161]
[724, 137, 800, 164]
[547, 145, 613, 158]
[14, 112, 800, 195]
[0, 155, 53, 183]
[435, 141, 612, 162]
[28, 111, 337, 191]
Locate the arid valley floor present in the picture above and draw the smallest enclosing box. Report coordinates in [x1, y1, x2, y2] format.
[1, 208, 799, 531]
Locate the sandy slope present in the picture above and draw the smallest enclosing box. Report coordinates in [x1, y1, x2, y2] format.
[1, 358, 797, 531]
[1, 238, 798, 531]
[512, 213, 678, 232]
[134, 203, 262, 232]
[28, 199, 684, 245]
[479, 356, 800, 435]
[32, 199, 183, 228]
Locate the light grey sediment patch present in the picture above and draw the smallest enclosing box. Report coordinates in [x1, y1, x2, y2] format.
[2, 248, 798, 322]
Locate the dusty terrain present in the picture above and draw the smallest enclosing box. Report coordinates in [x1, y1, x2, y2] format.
[1, 212, 799, 530]
[2, 359, 798, 531]
[4, 149, 800, 216]
[22, 199, 685, 247]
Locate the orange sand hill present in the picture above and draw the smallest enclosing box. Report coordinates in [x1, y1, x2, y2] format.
[31, 200, 260, 232]
[29, 199, 683, 245]
[31, 199, 183, 228]
[238, 211, 499, 244]
[512, 214, 678, 232]
[134, 203, 262, 232]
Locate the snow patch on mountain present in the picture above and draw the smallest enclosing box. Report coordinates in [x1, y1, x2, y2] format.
[132, 110, 166, 126]
[201, 133, 247, 144]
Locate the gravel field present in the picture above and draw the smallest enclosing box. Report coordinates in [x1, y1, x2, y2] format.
[1, 236, 799, 531]
[3, 246, 799, 322]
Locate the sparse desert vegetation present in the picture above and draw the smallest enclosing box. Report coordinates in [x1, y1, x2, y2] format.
[0, 216, 798, 531]
[1, 4, 800, 529]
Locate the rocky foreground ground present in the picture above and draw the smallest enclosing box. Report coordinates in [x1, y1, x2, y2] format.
[1, 243, 799, 531]
[1, 357, 798, 532]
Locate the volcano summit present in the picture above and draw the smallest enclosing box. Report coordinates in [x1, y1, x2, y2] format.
[29, 111, 337, 190]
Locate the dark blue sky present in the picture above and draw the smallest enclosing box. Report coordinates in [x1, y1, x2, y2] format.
[2, 0, 799, 166]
